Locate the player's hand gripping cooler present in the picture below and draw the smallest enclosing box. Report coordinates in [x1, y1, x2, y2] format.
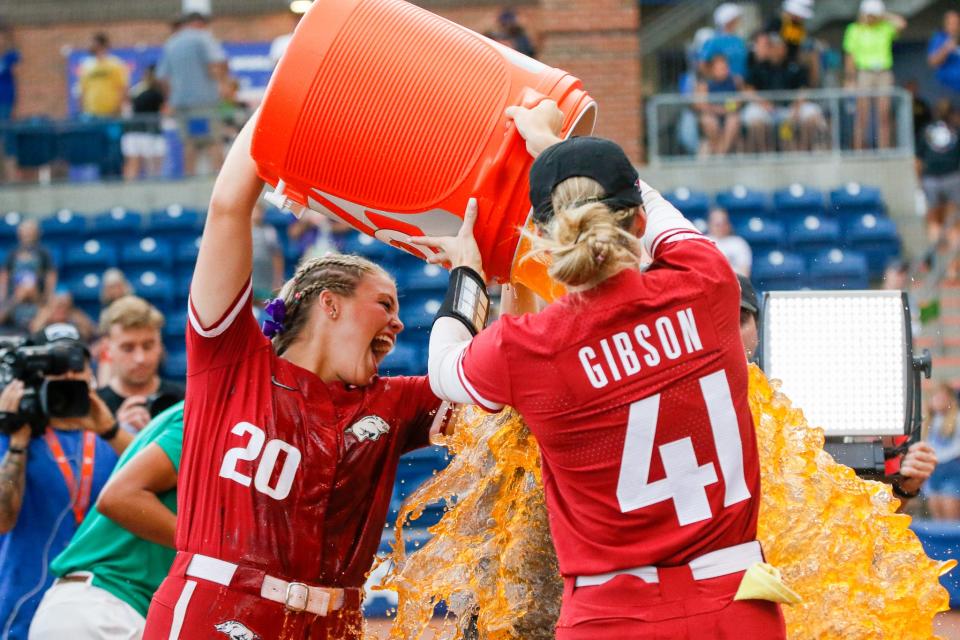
[251, 0, 596, 301]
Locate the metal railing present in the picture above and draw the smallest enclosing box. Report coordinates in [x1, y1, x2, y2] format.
[645, 87, 915, 165]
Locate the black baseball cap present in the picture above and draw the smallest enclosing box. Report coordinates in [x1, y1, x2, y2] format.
[32, 323, 90, 358]
[528, 136, 644, 225]
[738, 275, 759, 316]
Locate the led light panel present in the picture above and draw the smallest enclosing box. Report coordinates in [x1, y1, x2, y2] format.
[761, 291, 910, 437]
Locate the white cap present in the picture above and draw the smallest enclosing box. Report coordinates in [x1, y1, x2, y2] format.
[783, 0, 814, 20]
[860, 0, 885, 16]
[714, 3, 743, 28]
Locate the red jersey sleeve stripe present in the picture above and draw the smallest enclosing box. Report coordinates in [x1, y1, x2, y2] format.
[188, 281, 253, 338]
[456, 350, 504, 413]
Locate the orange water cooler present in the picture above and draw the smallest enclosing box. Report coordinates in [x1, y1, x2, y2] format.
[251, 0, 596, 300]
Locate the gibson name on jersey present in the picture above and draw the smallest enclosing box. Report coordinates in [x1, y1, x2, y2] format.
[578, 306, 706, 389]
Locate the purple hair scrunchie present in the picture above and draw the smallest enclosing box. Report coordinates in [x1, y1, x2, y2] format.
[261, 297, 287, 338]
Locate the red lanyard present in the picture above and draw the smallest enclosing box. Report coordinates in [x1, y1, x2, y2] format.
[43, 429, 97, 526]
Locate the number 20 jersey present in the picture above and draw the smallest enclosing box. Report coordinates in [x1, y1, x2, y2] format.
[459, 232, 760, 578]
[179, 282, 440, 586]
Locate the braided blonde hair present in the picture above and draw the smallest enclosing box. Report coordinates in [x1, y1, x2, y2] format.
[525, 176, 641, 289]
[271, 253, 391, 355]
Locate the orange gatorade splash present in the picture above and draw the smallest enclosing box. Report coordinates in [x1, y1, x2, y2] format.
[380, 365, 954, 640]
[252, 0, 595, 301]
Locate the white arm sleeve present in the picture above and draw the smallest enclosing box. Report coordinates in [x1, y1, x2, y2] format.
[427, 317, 479, 405]
[639, 179, 701, 256]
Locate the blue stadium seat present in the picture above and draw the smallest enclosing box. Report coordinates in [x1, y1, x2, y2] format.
[846, 213, 900, 278]
[172, 271, 193, 307]
[41, 209, 88, 242]
[121, 237, 172, 271]
[379, 343, 423, 376]
[67, 271, 102, 304]
[752, 250, 806, 291]
[91, 207, 143, 240]
[163, 310, 188, 352]
[63, 239, 118, 271]
[829, 183, 883, 214]
[163, 350, 188, 380]
[773, 184, 824, 215]
[264, 206, 294, 231]
[341, 233, 394, 264]
[400, 296, 442, 331]
[66, 271, 103, 319]
[736, 217, 784, 254]
[148, 205, 202, 242]
[807, 249, 869, 289]
[788, 216, 841, 256]
[131, 270, 175, 307]
[175, 236, 202, 268]
[665, 187, 710, 218]
[403, 263, 448, 293]
[715, 185, 768, 216]
[0, 212, 22, 251]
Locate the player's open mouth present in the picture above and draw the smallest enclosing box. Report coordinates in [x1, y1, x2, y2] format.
[371, 333, 395, 358]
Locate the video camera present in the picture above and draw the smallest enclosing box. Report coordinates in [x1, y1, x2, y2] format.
[0, 335, 90, 435]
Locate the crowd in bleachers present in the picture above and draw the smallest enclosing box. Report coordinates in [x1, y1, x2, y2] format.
[677, 0, 924, 157]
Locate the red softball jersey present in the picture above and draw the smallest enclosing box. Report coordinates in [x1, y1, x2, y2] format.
[459, 230, 760, 578]
[179, 281, 441, 587]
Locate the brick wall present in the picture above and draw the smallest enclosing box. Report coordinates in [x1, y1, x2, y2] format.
[9, 0, 641, 161]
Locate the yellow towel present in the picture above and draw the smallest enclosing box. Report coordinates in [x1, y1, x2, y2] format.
[734, 562, 802, 605]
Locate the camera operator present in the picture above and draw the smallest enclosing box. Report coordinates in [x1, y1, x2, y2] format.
[96, 296, 183, 434]
[0, 323, 131, 639]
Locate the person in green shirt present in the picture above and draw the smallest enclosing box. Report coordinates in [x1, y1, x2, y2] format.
[27, 402, 183, 639]
[843, 0, 907, 150]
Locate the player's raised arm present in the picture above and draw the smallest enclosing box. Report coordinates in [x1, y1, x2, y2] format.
[191, 112, 263, 327]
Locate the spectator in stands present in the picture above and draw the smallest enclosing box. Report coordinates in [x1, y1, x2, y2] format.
[78, 33, 128, 118]
[269, 10, 302, 67]
[917, 100, 960, 248]
[928, 10, 960, 96]
[0, 323, 131, 639]
[99, 268, 132, 308]
[0, 219, 56, 302]
[907, 80, 933, 142]
[843, 0, 906, 150]
[96, 296, 183, 435]
[29, 403, 183, 640]
[122, 64, 166, 181]
[699, 3, 748, 80]
[251, 204, 284, 305]
[29, 290, 95, 342]
[923, 382, 960, 520]
[156, 12, 228, 176]
[695, 54, 743, 156]
[738, 274, 760, 363]
[743, 33, 826, 152]
[496, 9, 536, 59]
[219, 77, 249, 147]
[766, 0, 819, 85]
[707, 207, 752, 276]
[0, 23, 19, 123]
[0, 273, 40, 336]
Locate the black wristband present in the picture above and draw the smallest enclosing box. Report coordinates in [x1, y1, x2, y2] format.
[7, 446, 25, 456]
[435, 266, 490, 336]
[891, 481, 920, 500]
[99, 423, 121, 442]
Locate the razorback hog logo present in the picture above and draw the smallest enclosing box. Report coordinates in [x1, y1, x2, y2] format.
[215, 620, 261, 640]
[346, 415, 391, 442]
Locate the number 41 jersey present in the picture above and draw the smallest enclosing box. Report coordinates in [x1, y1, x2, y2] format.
[459, 233, 760, 578]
